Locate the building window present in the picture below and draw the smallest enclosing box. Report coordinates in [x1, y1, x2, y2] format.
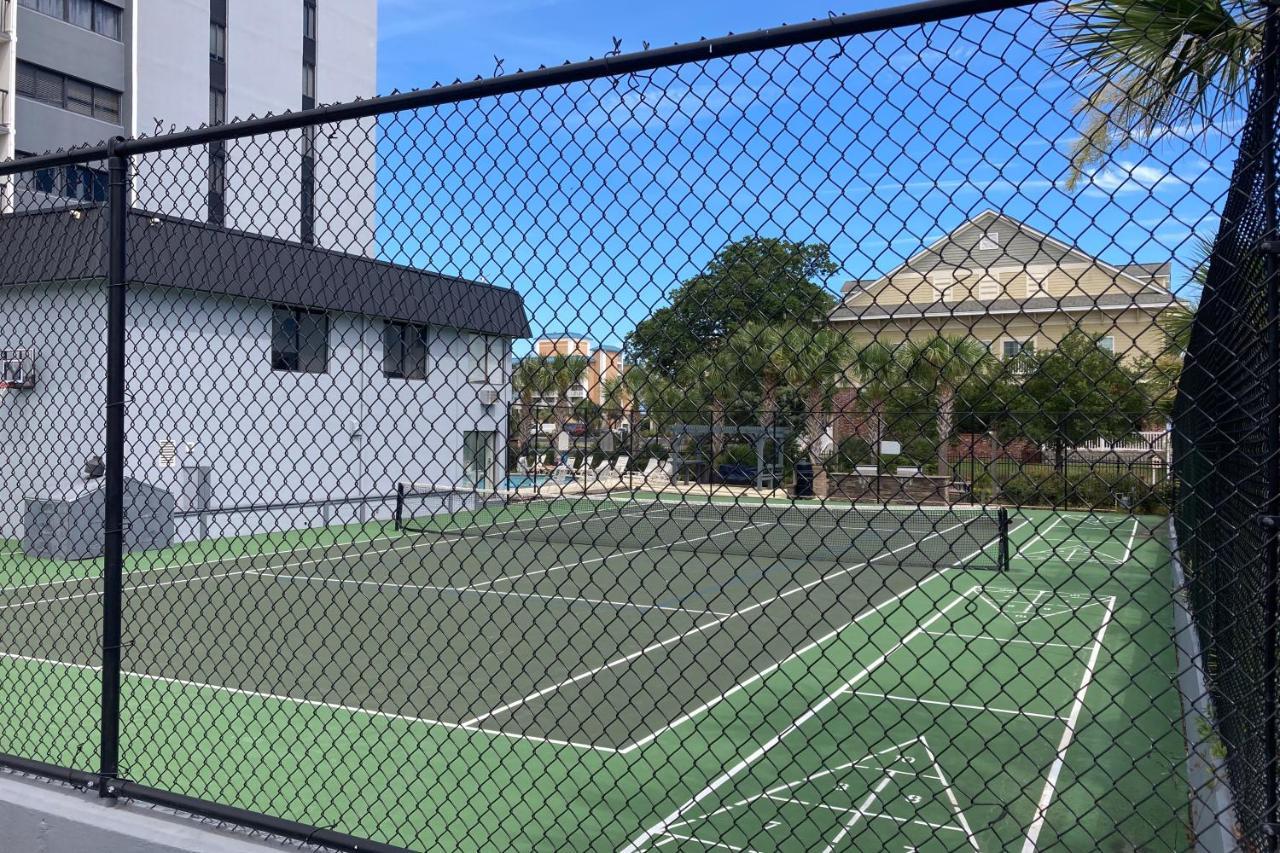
[1001, 339, 1034, 360]
[15, 62, 121, 122]
[207, 142, 226, 223]
[15, 153, 106, 201]
[67, 0, 91, 29]
[209, 3, 227, 225]
[271, 305, 328, 373]
[383, 322, 430, 380]
[209, 89, 226, 126]
[65, 165, 106, 201]
[92, 1, 120, 39]
[19, 0, 122, 40]
[1097, 336, 1115, 353]
[303, 0, 317, 39]
[468, 336, 500, 384]
[977, 231, 1000, 252]
[210, 22, 227, 62]
[302, 62, 316, 103]
[20, 0, 63, 16]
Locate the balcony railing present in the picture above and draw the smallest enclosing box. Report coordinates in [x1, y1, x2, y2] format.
[1078, 429, 1171, 457]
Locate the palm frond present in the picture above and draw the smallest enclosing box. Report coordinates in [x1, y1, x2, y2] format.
[1057, 0, 1260, 185]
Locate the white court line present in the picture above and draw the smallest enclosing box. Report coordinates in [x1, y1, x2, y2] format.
[247, 569, 731, 619]
[762, 793, 963, 831]
[663, 736, 932, 832]
[660, 833, 755, 852]
[0, 648, 622, 755]
[0, 568, 249, 610]
[920, 735, 980, 850]
[1121, 517, 1139, 565]
[469, 519, 761, 590]
[618, 588, 979, 853]
[925, 628, 1086, 652]
[821, 775, 892, 853]
[0, 528, 411, 597]
[460, 520, 976, 729]
[850, 689, 1065, 722]
[1019, 593, 1118, 853]
[1009, 517, 1063, 567]
[617, 521, 1028, 754]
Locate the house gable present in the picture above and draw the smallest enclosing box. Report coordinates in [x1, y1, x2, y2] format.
[838, 210, 1169, 314]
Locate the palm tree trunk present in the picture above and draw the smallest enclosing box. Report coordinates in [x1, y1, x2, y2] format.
[710, 397, 726, 483]
[806, 386, 829, 499]
[554, 396, 572, 464]
[936, 387, 954, 481]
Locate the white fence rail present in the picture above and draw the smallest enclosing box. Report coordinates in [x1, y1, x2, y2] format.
[1077, 430, 1171, 457]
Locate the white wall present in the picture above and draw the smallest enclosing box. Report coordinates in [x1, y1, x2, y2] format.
[0, 281, 511, 542]
[0, 281, 108, 537]
[132, 0, 378, 257]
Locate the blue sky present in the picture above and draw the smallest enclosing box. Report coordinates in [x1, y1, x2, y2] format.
[374, 2, 1233, 353]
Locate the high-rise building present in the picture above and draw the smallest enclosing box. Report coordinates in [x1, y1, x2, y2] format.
[0, 0, 376, 249]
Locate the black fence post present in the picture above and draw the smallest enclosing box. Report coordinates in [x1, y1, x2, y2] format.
[1263, 3, 1280, 843]
[99, 138, 129, 799]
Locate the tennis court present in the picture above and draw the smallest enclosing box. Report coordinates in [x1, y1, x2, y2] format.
[0, 497, 1185, 851]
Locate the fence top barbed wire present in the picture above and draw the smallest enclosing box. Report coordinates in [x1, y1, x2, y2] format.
[0, 0, 1042, 174]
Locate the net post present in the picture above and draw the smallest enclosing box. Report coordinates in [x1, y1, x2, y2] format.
[394, 482, 405, 531]
[997, 507, 1010, 572]
[99, 138, 129, 801]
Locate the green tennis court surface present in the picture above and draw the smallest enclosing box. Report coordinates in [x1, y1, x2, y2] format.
[0, 502, 1185, 851]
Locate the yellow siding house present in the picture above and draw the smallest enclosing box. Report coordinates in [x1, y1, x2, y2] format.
[828, 210, 1180, 360]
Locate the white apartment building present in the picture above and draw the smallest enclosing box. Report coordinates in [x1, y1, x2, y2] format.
[0, 0, 376, 249]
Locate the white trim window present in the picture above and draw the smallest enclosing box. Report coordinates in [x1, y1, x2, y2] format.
[1001, 338, 1035, 360]
[1097, 336, 1115, 353]
[977, 231, 1000, 252]
[384, 321, 430, 380]
[467, 335, 502, 384]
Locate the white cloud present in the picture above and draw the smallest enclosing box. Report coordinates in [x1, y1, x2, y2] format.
[1078, 162, 1183, 195]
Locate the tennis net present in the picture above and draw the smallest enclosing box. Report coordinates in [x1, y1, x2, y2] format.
[395, 485, 1010, 571]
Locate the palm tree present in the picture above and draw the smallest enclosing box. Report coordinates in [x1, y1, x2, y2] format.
[1058, 0, 1260, 186]
[727, 323, 850, 495]
[788, 331, 851, 497]
[512, 356, 553, 462]
[848, 341, 908, 460]
[725, 323, 802, 431]
[550, 353, 590, 437]
[903, 336, 995, 480]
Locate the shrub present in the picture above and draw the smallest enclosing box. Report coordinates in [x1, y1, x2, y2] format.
[830, 436, 873, 472]
[994, 466, 1171, 512]
[715, 443, 759, 467]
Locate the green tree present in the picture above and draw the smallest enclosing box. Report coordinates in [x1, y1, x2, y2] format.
[902, 336, 997, 479]
[628, 361, 708, 436]
[534, 354, 590, 454]
[848, 341, 909, 457]
[724, 323, 850, 494]
[511, 356, 554, 458]
[627, 237, 837, 376]
[1003, 331, 1150, 471]
[790, 332, 852, 497]
[1057, 0, 1260, 186]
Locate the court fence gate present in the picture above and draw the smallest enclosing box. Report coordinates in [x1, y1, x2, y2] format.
[0, 0, 1272, 850]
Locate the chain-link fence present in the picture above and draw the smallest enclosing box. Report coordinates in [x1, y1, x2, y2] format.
[0, 0, 1267, 850]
